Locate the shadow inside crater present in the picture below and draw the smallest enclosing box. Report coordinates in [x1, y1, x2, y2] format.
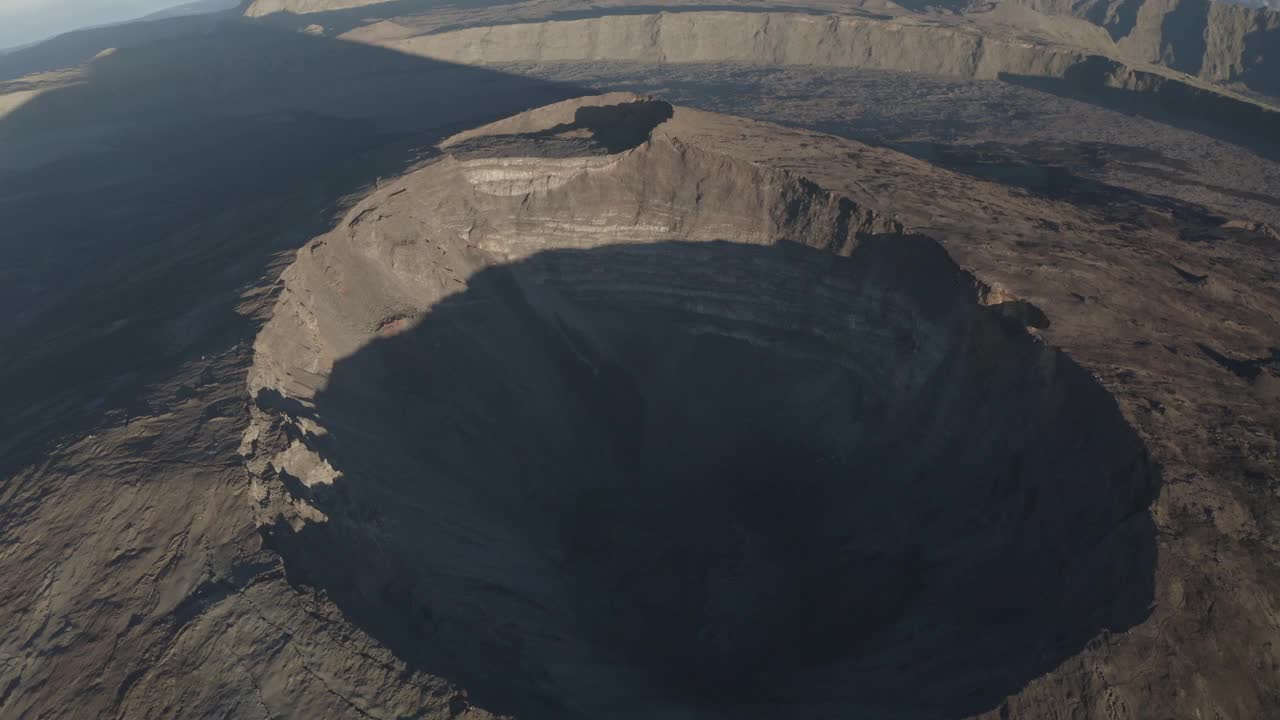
[257, 237, 1160, 718]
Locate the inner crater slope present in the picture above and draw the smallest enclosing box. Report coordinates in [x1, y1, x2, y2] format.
[241, 95, 1159, 719]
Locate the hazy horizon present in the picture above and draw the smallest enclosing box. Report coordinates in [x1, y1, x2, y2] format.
[0, 0, 236, 50]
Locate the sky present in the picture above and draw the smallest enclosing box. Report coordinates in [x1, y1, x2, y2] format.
[0, 0, 208, 49]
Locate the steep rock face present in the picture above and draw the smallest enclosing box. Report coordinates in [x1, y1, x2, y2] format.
[241, 0, 1280, 99]
[384, 11, 1088, 78]
[1011, 0, 1280, 96]
[371, 9, 1277, 138]
[242, 96, 1157, 717]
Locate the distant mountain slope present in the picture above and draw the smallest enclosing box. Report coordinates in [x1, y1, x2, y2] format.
[142, 0, 244, 20]
[0, 14, 227, 81]
[243, 0, 394, 16]
[0, 0, 242, 53]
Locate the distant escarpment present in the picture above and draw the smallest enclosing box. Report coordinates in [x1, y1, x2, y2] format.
[362, 11, 1276, 139]
[1009, 0, 1280, 98]
[243, 0, 1280, 103]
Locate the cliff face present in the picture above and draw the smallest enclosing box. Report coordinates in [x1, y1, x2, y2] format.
[383, 12, 1086, 79]
[1009, 0, 1280, 96]
[365, 10, 1276, 140]
[242, 0, 1280, 100]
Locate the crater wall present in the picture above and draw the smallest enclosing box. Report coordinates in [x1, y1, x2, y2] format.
[241, 97, 1159, 717]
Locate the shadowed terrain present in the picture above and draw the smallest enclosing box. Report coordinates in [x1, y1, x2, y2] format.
[0, 22, 583, 477]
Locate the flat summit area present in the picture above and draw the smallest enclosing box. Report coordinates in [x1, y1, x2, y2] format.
[0, 2, 1277, 719]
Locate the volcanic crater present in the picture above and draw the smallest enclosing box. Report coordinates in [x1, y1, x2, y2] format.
[242, 96, 1158, 717]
